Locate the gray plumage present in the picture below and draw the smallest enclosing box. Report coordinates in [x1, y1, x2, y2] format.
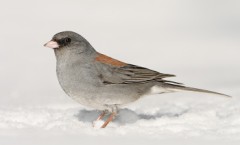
[44, 31, 230, 127]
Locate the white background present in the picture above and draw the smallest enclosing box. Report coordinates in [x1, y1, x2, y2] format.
[0, 0, 239, 145]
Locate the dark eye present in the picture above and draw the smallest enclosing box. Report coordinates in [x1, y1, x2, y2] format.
[57, 37, 71, 47]
[65, 37, 71, 43]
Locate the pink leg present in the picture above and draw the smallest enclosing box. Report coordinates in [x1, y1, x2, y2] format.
[93, 111, 107, 127]
[101, 112, 116, 128]
[96, 111, 106, 121]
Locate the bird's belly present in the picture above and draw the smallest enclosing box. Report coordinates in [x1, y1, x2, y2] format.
[64, 84, 143, 110]
[56, 66, 151, 109]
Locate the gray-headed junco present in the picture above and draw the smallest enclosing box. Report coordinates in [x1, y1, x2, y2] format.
[44, 31, 230, 128]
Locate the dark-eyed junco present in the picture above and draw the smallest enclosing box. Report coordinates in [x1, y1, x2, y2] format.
[44, 31, 230, 128]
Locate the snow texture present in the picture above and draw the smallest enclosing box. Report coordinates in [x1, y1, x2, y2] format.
[1, 90, 240, 145]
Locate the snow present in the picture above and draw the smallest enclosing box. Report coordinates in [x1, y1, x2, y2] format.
[1, 0, 240, 144]
[1, 89, 240, 145]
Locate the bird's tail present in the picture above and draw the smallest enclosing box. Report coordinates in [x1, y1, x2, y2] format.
[162, 84, 231, 98]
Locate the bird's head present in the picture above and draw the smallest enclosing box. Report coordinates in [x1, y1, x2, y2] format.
[44, 31, 95, 55]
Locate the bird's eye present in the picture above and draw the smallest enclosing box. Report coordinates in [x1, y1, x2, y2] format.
[57, 37, 71, 47]
[65, 37, 71, 43]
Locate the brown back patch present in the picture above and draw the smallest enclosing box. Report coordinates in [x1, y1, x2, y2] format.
[95, 53, 126, 67]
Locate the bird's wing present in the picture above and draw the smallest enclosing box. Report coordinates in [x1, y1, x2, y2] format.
[94, 53, 180, 85]
[94, 53, 230, 97]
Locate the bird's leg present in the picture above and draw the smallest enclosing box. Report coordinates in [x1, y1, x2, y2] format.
[96, 111, 107, 121]
[101, 112, 116, 128]
[93, 110, 107, 127]
[101, 105, 118, 128]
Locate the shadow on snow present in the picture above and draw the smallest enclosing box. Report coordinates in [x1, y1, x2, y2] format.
[75, 108, 188, 125]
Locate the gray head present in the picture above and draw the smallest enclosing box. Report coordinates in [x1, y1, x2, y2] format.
[44, 31, 96, 56]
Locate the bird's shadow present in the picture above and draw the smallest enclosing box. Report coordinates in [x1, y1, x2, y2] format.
[75, 108, 188, 125]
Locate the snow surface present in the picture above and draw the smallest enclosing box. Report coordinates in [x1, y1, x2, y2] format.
[1, 87, 240, 145]
[1, 0, 240, 145]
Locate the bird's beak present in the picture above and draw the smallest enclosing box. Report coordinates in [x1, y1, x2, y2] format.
[44, 40, 59, 49]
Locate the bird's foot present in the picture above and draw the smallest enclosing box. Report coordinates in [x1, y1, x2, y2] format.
[93, 105, 118, 128]
[93, 111, 107, 128]
[101, 112, 116, 128]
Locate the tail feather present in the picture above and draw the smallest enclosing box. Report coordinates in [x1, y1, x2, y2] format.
[163, 84, 231, 97]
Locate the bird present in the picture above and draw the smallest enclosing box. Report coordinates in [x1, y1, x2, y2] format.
[44, 31, 230, 128]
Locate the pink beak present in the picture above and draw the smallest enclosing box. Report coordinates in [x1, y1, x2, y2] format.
[44, 40, 59, 49]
